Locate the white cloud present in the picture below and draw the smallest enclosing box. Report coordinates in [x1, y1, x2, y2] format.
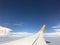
[9, 32, 33, 37]
[51, 24, 60, 32]
[9, 32, 60, 37]
[0, 24, 60, 38]
[52, 25, 60, 29]
[44, 32, 60, 37]
[13, 23, 24, 26]
[0, 26, 33, 37]
[53, 29, 60, 32]
[46, 24, 60, 37]
[4, 22, 24, 26]
[0, 26, 12, 36]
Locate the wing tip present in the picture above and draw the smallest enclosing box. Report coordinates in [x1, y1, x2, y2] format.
[39, 25, 46, 33]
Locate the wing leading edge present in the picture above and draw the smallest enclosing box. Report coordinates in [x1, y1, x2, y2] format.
[1, 25, 47, 45]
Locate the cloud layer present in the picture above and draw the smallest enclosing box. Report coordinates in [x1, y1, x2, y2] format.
[52, 24, 60, 32]
[9, 32, 33, 37]
[0, 25, 60, 37]
[0, 26, 33, 37]
[46, 24, 60, 37]
[0, 26, 12, 36]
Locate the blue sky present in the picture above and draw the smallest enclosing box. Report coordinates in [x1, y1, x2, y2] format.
[0, 0, 60, 33]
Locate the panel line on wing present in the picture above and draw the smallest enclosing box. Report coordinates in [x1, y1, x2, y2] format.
[32, 37, 39, 45]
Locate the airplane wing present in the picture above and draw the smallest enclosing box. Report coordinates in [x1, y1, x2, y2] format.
[1, 25, 47, 45]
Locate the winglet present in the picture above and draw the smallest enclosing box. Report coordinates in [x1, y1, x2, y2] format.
[39, 25, 46, 33]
